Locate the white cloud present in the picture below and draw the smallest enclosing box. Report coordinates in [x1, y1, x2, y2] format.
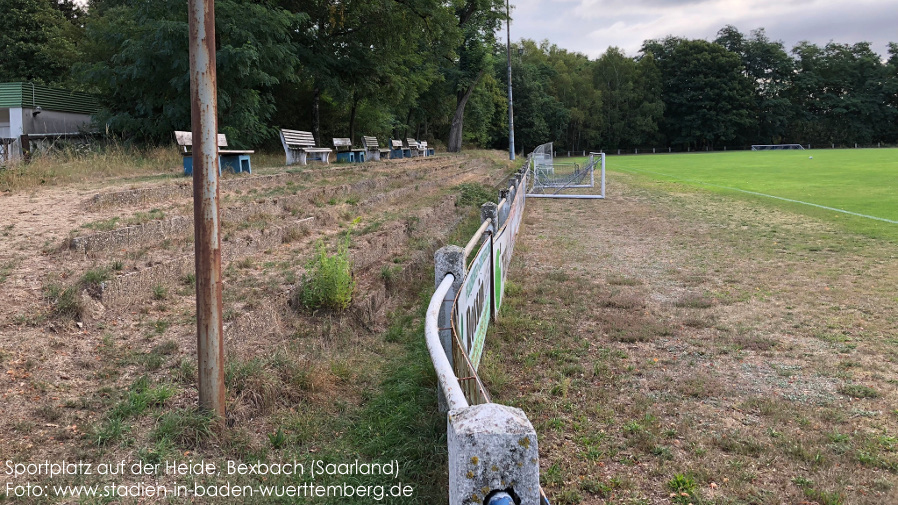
[508, 0, 895, 58]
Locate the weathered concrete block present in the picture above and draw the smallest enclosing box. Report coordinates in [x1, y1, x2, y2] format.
[434, 245, 465, 412]
[481, 202, 498, 233]
[448, 403, 539, 505]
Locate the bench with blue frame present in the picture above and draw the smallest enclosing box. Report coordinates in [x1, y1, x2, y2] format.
[175, 131, 253, 176]
[361, 136, 391, 161]
[390, 139, 410, 159]
[279, 129, 333, 165]
[333, 137, 366, 163]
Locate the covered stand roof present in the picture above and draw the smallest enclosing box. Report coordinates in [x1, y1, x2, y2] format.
[0, 82, 98, 115]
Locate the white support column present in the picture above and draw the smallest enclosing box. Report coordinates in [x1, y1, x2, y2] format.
[8, 107, 25, 160]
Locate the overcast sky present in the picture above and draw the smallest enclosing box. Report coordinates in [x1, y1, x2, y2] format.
[508, 0, 896, 59]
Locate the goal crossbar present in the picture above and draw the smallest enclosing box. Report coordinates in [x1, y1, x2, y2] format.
[751, 144, 805, 150]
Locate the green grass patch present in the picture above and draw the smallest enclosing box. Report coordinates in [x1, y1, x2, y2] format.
[609, 149, 898, 241]
[295, 237, 355, 312]
[455, 182, 495, 207]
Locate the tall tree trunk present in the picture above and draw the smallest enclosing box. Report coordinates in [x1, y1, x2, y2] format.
[348, 91, 359, 142]
[312, 86, 321, 146]
[403, 109, 412, 140]
[447, 69, 485, 153]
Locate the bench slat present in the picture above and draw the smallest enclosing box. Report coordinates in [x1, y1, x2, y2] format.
[281, 129, 318, 148]
[175, 131, 228, 151]
[280, 128, 332, 165]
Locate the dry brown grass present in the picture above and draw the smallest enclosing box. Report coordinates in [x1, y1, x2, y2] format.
[482, 171, 898, 504]
[0, 142, 292, 193]
[0, 150, 514, 503]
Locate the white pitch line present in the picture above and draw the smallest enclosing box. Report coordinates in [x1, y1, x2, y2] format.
[618, 166, 898, 225]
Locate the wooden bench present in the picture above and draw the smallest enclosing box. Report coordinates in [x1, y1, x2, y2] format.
[406, 138, 422, 157]
[418, 140, 434, 157]
[332, 137, 366, 163]
[390, 139, 410, 159]
[361, 136, 391, 161]
[279, 129, 332, 165]
[175, 131, 254, 176]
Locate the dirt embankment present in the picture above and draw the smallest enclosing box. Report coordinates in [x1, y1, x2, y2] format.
[0, 153, 513, 495]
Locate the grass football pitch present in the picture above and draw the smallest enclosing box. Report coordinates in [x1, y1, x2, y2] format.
[584, 149, 898, 241]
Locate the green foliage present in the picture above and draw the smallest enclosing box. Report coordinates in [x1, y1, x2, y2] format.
[81, 0, 304, 145]
[643, 37, 755, 149]
[503, 41, 572, 152]
[151, 408, 216, 447]
[592, 47, 663, 149]
[455, 182, 494, 207]
[667, 474, 698, 505]
[839, 383, 880, 399]
[268, 428, 287, 449]
[790, 40, 898, 145]
[152, 284, 168, 300]
[43, 283, 82, 320]
[12, 0, 898, 156]
[715, 26, 796, 144]
[0, 0, 83, 85]
[295, 238, 355, 312]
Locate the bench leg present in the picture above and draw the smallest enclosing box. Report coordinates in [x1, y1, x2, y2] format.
[184, 156, 224, 176]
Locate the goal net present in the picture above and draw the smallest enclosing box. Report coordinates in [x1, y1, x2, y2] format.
[526, 142, 605, 199]
[751, 144, 805, 150]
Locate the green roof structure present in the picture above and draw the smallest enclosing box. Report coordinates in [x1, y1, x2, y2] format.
[0, 82, 98, 115]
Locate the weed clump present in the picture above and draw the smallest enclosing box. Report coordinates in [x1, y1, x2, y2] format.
[455, 182, 494, 207]
[43, 283, 82, 320]
[295, 238, 354, 312]
[839, 383, 880, 399]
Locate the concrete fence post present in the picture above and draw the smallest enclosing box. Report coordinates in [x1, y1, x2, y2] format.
[448, 403, 540, 505]
[497, 190, 510, 228]
[481, 202, 498, 234]
[434, 245, 465, 413]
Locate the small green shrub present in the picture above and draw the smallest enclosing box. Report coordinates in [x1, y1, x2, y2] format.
[667, 474, 697, 505]
[152, 284, 168, 300]
[268, 428, 287, 449]
[44, 283, 82, 320]
[455, 182, 494, 207]
[295, 238, 354, 312]
[80, 268, 109, 287]
[839, 383, 880, 399]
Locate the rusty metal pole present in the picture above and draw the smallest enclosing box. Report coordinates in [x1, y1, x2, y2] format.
[188, 0, 225, 425]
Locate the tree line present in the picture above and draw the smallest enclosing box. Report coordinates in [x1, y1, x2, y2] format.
[2, 1, 896, 152]
[483, 27, 898, 153]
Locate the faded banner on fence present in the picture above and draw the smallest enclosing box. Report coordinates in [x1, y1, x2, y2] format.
[453, 173, 528, 371]
[494, 173, 526, 312]
[455, 238, 491, 370]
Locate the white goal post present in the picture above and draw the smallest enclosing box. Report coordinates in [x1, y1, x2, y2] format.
[526, 142, 605, 199]
[751, 144, 806, 150]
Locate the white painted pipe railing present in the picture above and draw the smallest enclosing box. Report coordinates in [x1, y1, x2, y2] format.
[425, 273, 468, 411]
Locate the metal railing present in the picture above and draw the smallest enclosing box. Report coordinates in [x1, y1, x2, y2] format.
[425, 158, 549, 505]
[425, 273, 469, 410]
